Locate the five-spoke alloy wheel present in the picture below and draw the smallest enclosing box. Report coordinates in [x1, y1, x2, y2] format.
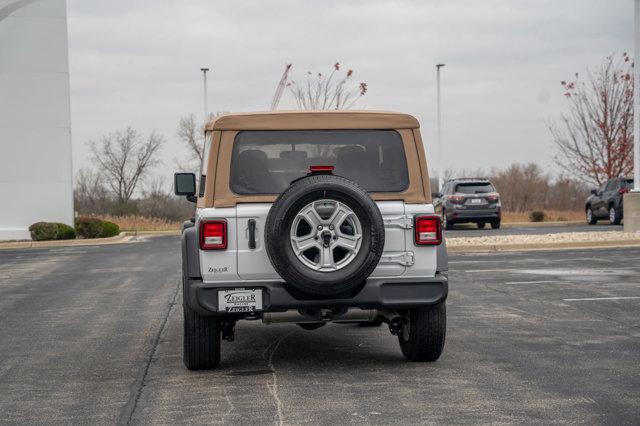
[290, 199, 363, 272]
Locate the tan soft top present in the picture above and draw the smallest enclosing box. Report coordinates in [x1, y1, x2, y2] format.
[205, 110, 420, 131]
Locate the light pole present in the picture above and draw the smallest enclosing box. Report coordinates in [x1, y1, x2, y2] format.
[634, 0, 640, 192]
[200, 67, 210, 123]
[436, 63, 445, 190]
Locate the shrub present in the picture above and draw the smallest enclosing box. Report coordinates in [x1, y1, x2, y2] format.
[75, 217, 103, 238]
[529, 211, 546, 222]
[100, 220, 120, 237]
[29, 222, 76, 241]
[75, 217, 121, 238]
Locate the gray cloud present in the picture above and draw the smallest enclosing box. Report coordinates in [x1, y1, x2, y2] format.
[67, 0, 633, 185]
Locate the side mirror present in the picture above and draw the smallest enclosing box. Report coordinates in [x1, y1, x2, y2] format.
[432, 192, 443, 199]
[590, 189, 597, 195]
[174, 172, 196, 202]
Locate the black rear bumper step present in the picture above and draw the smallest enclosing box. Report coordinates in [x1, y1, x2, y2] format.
[184, 276, 448, 316]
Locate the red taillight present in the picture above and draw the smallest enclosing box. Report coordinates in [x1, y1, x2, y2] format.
[200, 220, 227, 250]
[619, 188, 629, 195]
[449, 195, 465, 203]
[415, 216, 442, 245]
[309, 165, 334, 172]
[486, 193, 500, 202]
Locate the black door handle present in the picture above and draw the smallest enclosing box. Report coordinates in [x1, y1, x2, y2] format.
[248, 219, 256, 249]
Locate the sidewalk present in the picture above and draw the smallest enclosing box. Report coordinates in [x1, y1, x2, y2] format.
[447, 231, 640, 252]
[0, 233, 133, 250]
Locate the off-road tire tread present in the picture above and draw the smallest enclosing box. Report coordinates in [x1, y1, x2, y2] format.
[399, 302, 446, 362]
[183, 304, 220, 370]
[586, 206, 597, 225]
[443, 210, 454, 230]
[609, 206, 622, 225]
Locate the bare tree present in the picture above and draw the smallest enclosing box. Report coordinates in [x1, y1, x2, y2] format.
[288, 62, 368, 110]
[176, 111, 228, 173]
[73, 167, 112, 215]
[177, 114, 204, 163]
[546, 175, 589, 211]
[549, 53, 634, 185]
[138, 178, 194, 221]
[490, 163, 549, 212]
[90, 127, 163, 204]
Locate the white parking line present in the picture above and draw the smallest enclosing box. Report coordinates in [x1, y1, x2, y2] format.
[503, 280, 558, 285]
[562, 296, 640, 302]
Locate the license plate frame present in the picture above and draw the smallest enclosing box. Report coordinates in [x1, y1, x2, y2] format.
[470, 198, 483, 204]
[218, 288, 263, 313]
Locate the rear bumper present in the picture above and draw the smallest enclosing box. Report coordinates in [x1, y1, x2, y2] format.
[448, 208, 500, 222]
[184, 275, 448, 316]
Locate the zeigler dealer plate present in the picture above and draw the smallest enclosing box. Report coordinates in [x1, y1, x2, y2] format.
[218, 288, 263, 312]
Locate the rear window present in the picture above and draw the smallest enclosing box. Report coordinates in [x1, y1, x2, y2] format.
[454, 182, 495, 194]
[230, 130, 409, 195]
[623, 179, 634, 189]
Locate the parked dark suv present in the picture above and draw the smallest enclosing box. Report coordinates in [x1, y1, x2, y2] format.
[585, 177, 633, 225]
[434, 178, 501, 230]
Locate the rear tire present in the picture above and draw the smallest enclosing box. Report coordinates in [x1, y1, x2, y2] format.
[586, 206, 597, 225]
[443, 210, 454, 230]
[477, 222, 486, 229]
[490, 219, 501, 229]
[609, 206, 622, 225]
[398, 302, 446, 362]
[183, 304, 221, 370]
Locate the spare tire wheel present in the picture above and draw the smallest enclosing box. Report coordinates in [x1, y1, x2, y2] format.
[265, 174, 385, 298]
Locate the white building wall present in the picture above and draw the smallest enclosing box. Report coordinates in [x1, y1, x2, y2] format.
[0, 0, 73, 240]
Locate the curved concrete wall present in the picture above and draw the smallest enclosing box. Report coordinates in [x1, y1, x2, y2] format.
[0, 0, 73, 240]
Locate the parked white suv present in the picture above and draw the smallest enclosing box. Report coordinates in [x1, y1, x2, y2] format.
[175, 111, 448, 370]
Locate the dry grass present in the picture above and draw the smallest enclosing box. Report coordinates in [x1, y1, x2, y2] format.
[94, 215, 182, 231]
[501, 210, 584, 223]
[91, 210, 585, 231]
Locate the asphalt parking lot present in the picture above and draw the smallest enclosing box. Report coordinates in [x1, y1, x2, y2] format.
[0, 236, 638, 424]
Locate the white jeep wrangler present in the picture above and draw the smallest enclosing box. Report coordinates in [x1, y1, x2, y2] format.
[174, 111, 448, 370]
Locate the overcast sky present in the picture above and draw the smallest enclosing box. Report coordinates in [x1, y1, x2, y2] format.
[67, 0, 633, 187]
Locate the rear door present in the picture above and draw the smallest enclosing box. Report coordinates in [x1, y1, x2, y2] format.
[236, 201, 407, 280]
[370, 201, 406, 277]
[231, 128, 413, 281]
[455, 182, 497, 211]
[236, 204, 279, 281]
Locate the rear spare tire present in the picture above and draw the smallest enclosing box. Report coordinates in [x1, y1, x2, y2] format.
[265, 174, 385, 298]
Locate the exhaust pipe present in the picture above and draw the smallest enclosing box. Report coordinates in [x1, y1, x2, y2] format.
[380, 311, 403, 327]
[262, 308, 377, 324]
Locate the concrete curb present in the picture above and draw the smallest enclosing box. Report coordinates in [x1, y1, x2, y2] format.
[501, 221, 584, 228]
[0, 232, 132, 250]
[123, 230, 181, 236]
[447, 239, 640, 253]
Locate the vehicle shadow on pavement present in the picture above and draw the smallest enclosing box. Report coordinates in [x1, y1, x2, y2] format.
[220, 322, 406, 370]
